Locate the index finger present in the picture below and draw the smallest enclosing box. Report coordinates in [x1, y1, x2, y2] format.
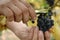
[20, 0, 36, 20]
[29, 6, 36, 20]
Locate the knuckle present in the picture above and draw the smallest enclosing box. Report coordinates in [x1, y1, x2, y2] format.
[16, 10, 22, 16]
[10, 12, 13, 16]
[8, 12, 13, 17]
[6, 10, 13, 17]
[22, 7, 28, 12]
[8, 14, 13, 19]
[7, 14, 14, 21]
[19, 10, 22, 14]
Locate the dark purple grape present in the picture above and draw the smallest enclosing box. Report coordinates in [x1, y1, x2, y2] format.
[46, 0, 54, 6]
[37, 12, 54, 32]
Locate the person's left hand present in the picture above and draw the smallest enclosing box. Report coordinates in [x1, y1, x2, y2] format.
[7, 21, 50, 40]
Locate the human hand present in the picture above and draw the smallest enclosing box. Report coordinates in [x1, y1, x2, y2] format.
[7, 21, 50, 40]
[0, 0, 36, 23]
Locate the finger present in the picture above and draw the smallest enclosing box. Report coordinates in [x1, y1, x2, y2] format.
[39, 31, 44, 40]
[22, 11, 29, 23]
[32, 27, 39, 40]
[20, 0, 36, 20]
[28, 27, 34, 40]
[2, 7, 14, 21]
[45, 31, 50, 40]
[13, 0, 29, 23]
[0, 0, 11, 5]
[7, 3, 22, 22]
[29, 6, 36, 20]
[20, 0, 30, 7]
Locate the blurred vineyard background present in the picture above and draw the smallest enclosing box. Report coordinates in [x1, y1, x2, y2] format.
[0, 0, 60, 40]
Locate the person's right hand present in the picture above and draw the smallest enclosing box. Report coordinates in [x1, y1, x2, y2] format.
[0, 0, 36, 23]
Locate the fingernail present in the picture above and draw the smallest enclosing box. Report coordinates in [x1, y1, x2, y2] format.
[39, 31, 43, 33]
[35, 27, 38, 30]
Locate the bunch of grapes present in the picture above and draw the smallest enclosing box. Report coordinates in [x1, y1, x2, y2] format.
[37, 10, 54, 32]
[46, 0, 54, 7]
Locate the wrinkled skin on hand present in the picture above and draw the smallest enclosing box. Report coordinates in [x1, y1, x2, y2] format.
[7, 21, 50, 40]
[0, 0, 36, 23]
